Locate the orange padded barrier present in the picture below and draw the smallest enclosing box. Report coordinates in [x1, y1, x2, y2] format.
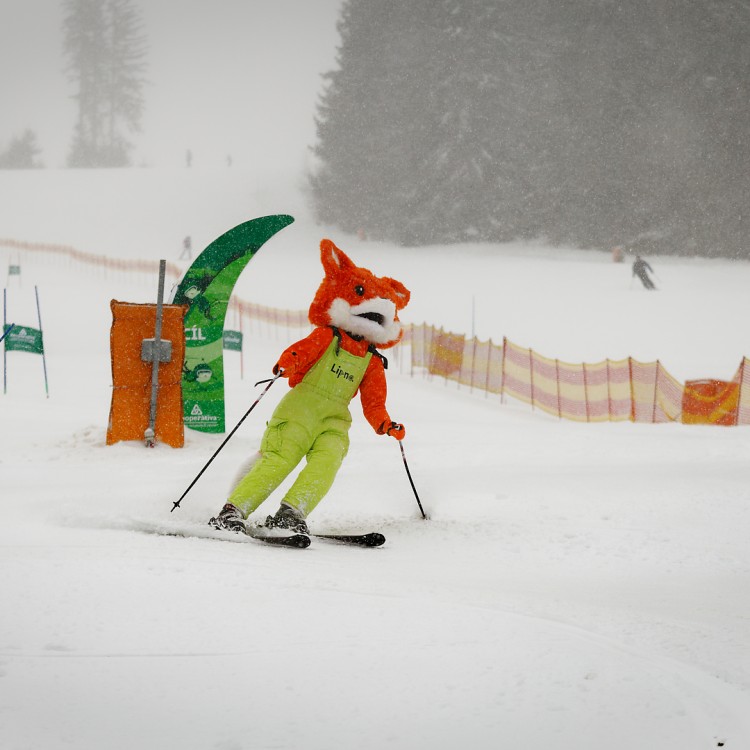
[107, 300, 188, 447]
[682, 379, 739, 425]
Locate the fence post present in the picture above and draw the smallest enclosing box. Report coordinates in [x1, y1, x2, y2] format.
[736, 358, 745, 426]
[529, 347, 535, 411]
[583, 362, 590, 422]
[434, 327, 444, 385]
[484, 338, 492, 399]
[500, 336, 507, 404]
[470, 336, 477, 394]
[456, 330, 463, 390]
[629, 357, 635, 422]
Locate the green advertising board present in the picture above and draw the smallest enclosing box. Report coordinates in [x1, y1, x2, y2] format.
[223, 330, 243, 352]
[4, 324, 43, 354]
[172, 215, 294, 433]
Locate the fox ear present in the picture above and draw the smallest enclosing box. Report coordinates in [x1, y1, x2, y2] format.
[382, 277, 411, 310]
[320, 239, 356, 277]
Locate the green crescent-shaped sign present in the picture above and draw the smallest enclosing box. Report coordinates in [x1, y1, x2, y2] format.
[173, 214, 295, 433]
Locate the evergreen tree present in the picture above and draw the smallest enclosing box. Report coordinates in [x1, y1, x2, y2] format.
[63, 0, 147, 167]
[63, 0, 108, 166]
[312, 0, 750, 258]
[105, 0, 148, 165]
[313, 0, 568, 245]
[312, 0, 422, 242]
[0, 130, 44, 169]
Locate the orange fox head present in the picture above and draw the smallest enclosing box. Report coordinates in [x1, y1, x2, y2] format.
[308, 239, 410, 349]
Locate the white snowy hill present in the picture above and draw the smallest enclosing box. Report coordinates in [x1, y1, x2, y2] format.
[0, 166, 748, 749]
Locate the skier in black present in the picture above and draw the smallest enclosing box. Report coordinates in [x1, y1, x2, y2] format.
[632, 255, 656, 290]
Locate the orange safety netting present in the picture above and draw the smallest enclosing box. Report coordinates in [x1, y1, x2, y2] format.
[407, 323, 750, 425]
[7, 237, 750, 427]
[0, 238, 312, 333]
[0, 237, 184, 278]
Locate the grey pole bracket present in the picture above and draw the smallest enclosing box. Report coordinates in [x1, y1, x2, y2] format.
[141, 338, 173, 363]
[144, 259, 167, 447]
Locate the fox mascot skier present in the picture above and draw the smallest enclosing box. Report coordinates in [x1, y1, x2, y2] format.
[209, 238, 410, 535]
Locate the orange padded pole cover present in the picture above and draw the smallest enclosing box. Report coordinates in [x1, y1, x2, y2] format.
[107, 300, 188, 447]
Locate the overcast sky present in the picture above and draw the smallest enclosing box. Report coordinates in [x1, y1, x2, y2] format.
[0, 0, 344, 170]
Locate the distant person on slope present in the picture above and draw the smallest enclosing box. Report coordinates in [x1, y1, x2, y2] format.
[632, 255, 657, 290]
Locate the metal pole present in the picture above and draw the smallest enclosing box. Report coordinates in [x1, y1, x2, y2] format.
[0, 322, 14, 345]
[3, 288, 7, 395]
[35, 286, 49, 398]
[145, 260, 166, 446]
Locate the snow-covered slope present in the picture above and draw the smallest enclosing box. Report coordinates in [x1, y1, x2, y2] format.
[1, 167, 748, 749]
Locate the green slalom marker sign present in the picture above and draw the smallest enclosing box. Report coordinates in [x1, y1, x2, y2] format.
[172, 215, 294, 433]
[223, 330, 243, 352]
[3, 324, 43, 354]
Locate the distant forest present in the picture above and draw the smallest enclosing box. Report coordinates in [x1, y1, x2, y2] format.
[312, 0, 750, 258]
[62, 0, 147, 168]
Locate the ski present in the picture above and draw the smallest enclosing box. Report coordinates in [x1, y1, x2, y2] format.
[138, 522, 310, 549]
[147, 520, 379, 549]
[242, 524, 311, 549]
[312, 532, 385, 547]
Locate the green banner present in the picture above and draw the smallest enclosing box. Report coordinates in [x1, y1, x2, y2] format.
[3, 324, 43, 354]
[223, 330, 243, 351]
[8, 265, 21, 276]
[173, 215, 294, 433]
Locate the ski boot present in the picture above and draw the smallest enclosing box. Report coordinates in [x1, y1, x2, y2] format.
[208, 503, 246, 533]
[264, 503, 309, 535]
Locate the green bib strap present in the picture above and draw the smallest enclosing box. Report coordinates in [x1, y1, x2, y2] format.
[299, 334, 372, 405]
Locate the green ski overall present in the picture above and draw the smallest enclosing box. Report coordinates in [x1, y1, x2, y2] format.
[228, 336, 373, 518]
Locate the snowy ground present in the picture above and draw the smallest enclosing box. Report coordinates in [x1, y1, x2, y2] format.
[1, 167, 749, 750]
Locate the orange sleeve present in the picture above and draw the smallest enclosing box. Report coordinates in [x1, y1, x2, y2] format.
[274, 327, 333, 387]
[359, 355, 391, 433]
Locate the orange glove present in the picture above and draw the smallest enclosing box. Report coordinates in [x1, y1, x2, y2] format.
[379, 420, 405, 441]
[273, 328, 333, 385]
[274, 351, 297, 376]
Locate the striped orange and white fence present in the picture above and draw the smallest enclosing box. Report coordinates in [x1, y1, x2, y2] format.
[407, 324, 750, 426]
[5, 237, 750, 425]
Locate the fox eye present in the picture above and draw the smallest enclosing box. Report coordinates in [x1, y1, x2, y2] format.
[354, 285, 365, 296]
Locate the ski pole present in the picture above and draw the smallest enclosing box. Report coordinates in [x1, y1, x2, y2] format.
[399, 440, 427, 519]
[171, 372, 282, 512]
[0, 323, 15, 345]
